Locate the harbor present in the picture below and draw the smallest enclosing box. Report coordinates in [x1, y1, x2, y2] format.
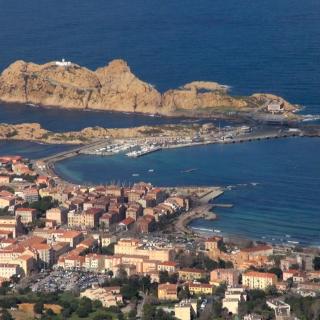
[36, 124, 306, 164]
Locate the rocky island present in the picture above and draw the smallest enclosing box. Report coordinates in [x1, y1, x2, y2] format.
[0, 58, 299, 119]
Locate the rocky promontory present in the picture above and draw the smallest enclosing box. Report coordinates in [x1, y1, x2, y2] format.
[0, 59, 298, 117]
[0, 122, 201, 144]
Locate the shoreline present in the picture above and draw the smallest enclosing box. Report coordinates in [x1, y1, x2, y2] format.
[30, 157, 320, 249]
[2, 131, 319, 249]
[0, 58, 302, 123]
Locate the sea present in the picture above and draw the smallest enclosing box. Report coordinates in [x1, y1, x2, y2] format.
[0, 0, 319, 245]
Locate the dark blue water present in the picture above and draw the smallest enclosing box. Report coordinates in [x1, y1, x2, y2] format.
[0, 0, 319, 126]
[0, 103, 200, 132]
[54, 138, 320, 246]
[0, 141, 72, 159]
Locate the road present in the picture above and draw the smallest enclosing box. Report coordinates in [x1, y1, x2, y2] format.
[136, 291, 146, 319]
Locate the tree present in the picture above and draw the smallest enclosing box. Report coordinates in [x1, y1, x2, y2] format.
[120, 284, 138, 300]
[141, 275, 151, 293]
[34, 301, 44, 315]
[76, 306, 89, 318]
[142, 304, 156, 320]
[202, 256, 218, 270]
[0, 281, 10, 296]
[248, 289, 266, 301]
[212, 301, 222, 319]
[75, 297, 93, 318]
[117, 266, 128, 281]
[93, 313, 112, 320]
[61, 307, 72, 318]
[30, 196, 58, 213]
[78, 297, 92, 314]
[92, 299, 103, 309]
[313, 256, 320, 270]
[169, 273, 178, 284]
[155, 308, 175, 320]
[45, 308, 55, 316]
[159, 271, 170, 284]
[128, 309, 137, 320]
[178, 287, 190, 300]
[214, 283, 227, 298]
[100, 243, 115, 255]
[0, 309, 13, 320]
[265, 285, 279, 297]
[268, 267, 283, 280]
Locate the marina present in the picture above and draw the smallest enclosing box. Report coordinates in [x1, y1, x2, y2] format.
[126, 145, 162, 158]
[53, 137, 320, 246]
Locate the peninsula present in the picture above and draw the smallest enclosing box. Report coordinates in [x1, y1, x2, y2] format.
[1, 122, 319, 146]
[0, 58, 299, 120]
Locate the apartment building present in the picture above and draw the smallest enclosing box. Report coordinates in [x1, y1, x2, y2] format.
[242, 271, 277, 290]
[210, 268, 240, 286]
[158, 283, 178, 300]
[15, 208, 37, 224]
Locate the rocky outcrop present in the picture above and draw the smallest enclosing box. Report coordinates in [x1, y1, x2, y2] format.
[0, 122, 200, 144]
[0, 59, 297, 116]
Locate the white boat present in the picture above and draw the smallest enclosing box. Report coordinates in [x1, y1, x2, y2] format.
[191, 227, 214, 232]
[132, 173, 139, 177]
[148, 169, 154, 172]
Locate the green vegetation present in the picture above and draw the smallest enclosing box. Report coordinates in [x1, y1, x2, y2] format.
[138, 128, 163, 135]
[0, 309, 13, 320]
[5, 130, 18, 138]
[142, 304, 175, 320]
[34, 301, 45, 315]
[238, 289, 274, 319]
[159, 271, 178, 284]
[30, 196, 58, 213]
[0, 186, 15, 194]
[313, 256, 320, 270]
[0, 290, 123, 320]
[99, 243, 115, 256]
[175, 250, 233, 272]
[0, 207, 9, 216]
[285, 295, 320, 320]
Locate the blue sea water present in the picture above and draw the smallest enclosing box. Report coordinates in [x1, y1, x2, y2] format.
[0, 103, 201, 132]
[54, 138, 320, 246]
[0, 140, 72, 159]
[0, 0, 319, 244]
[0, 0, 319, 120]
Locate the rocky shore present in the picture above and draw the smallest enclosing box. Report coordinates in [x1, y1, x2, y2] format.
[0, 121, 319, 145]
[0, 122, 200, 144]
[0, 58, 299, 118]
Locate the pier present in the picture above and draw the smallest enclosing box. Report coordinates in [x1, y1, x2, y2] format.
[33, 126, 303, 182]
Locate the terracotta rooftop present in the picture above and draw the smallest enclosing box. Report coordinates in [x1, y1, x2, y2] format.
[241, 245, 272, 253]
[179, 268, 207, 274]
[119, 217, 135, 226]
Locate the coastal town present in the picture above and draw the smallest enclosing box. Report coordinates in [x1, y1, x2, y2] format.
[0, 0, 319, 319]
[0, 155, 319, 320]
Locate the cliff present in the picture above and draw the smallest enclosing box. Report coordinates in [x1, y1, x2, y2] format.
[0, 59, 297, 116]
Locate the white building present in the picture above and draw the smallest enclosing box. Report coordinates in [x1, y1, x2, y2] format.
[0, 263, 21, 280]
[267, 101, 284, 113]
[266, 299, 291, 320]
[222, 287, 247, 315]
[55, 58, 72, 67]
